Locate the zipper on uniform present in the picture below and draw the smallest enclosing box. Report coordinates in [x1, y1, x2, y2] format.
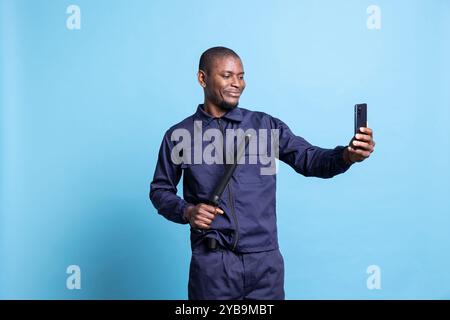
[217, 118, 239, 251]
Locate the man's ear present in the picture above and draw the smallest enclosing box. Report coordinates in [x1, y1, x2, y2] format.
[197, 70, 207, 88]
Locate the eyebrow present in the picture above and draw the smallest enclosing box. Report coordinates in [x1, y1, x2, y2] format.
[222, 71, 245, 75]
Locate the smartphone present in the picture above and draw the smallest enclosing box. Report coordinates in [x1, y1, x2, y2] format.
[354, 103, 367, 135]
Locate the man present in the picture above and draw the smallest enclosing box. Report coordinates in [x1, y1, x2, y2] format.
[150, 47, 375, 300]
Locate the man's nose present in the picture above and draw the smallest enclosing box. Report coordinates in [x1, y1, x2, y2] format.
[231, 75, 240, 88]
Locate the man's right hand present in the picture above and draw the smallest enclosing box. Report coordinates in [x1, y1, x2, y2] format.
[184, 203, 224, 229]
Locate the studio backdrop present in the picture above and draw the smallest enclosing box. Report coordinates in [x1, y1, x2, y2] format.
[1, 0, 449, 299]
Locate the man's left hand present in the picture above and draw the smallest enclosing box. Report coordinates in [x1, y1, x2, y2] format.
[343, 127, 376, 164]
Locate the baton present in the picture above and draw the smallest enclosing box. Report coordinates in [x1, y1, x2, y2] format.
[195, 134, 252, 250]
[209, 133, 251, 206]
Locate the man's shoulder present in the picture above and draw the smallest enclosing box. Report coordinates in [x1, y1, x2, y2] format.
[239, 106, 267, 117]
[239, 107, 280, 126]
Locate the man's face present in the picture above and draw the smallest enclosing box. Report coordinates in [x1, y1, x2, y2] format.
[200, 56, 246, 111]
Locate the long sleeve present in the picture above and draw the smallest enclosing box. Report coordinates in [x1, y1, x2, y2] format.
[271, 116, 352, 178]
[149, 131, 191, 224]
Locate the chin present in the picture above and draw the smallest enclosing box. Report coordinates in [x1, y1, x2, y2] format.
[220, 100, 239, 110]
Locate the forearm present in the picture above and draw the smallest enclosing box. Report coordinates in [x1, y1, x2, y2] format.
[150, 188, 191, 224]
[296, 145, 353, 178]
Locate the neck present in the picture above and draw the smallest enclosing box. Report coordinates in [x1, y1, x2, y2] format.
[203, 100, 227, 118]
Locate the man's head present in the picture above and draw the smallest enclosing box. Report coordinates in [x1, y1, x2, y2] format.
[198, 47, 246, 111]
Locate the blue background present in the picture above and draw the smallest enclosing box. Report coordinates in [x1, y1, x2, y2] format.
[1, 0, 449, 299]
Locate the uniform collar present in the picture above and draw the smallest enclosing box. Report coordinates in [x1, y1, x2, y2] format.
[194, 104, 243, 125]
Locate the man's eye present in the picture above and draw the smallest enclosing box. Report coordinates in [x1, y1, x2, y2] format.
[239, 76, 244, 80]
[223, 75, 230, 79]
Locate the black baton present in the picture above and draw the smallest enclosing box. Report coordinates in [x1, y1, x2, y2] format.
[197, 134, 252, 250]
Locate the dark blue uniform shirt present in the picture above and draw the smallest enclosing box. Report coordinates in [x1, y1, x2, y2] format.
[150, 104, 352, 253]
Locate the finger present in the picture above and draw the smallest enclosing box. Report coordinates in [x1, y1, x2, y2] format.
[348, 146, 362, 155]
[195, 222, 210, 229]
[196, 215, 213, 225]
[348, 146, 361, 157]
[354, 139, 375, 150]
[200, 204, 218, 214]
[215, 207, 224, 215]
[349, 145, 369, 157]
[352, 148, 371, 158]
[354, 134, 372, 142]
[360, 127, 373, 136]
[352, 140, 372, 150]
[199, 209, 216, 220]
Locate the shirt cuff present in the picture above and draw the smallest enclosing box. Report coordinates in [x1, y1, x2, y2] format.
[334, 146, 354, 171]
[180, 202, 194, 224]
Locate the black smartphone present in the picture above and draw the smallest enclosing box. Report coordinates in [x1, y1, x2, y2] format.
[354, 103, 367, 135]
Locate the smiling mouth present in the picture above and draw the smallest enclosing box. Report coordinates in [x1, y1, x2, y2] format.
[225, 91, 241, 98]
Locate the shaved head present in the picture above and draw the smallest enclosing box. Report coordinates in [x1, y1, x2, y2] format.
[199, 46, 241, 74]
